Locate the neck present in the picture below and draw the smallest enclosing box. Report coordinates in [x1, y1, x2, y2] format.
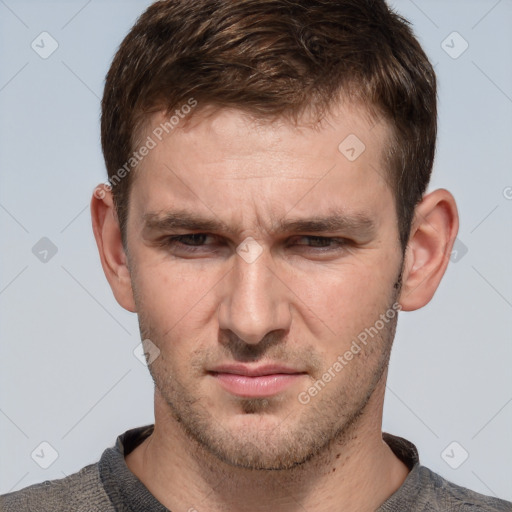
[126, 379, 410, 512]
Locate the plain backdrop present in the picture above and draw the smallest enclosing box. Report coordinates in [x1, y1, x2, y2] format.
[0, 0, 511, 501]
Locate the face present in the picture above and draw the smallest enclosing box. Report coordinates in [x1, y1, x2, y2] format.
[125, 104, 404, 470]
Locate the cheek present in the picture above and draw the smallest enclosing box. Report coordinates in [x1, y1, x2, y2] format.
[132, 256, 223, 339]
[288, 258, 398, 343]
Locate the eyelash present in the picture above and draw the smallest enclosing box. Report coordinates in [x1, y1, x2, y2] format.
[161, 233, 349, 254]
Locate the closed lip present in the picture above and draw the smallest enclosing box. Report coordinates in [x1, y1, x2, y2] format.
[208, 364, 306, 377]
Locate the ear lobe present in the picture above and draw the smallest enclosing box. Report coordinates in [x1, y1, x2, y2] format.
[399, 189, 459, 311]
[91, 184, 136, 313]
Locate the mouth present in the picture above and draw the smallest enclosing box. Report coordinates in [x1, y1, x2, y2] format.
[208, 364, 307, 398]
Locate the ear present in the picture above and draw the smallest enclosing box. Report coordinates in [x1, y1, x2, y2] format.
[91, 184, 136, 312]
[399, 188, 459, 311]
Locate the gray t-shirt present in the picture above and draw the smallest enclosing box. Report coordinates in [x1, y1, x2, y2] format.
[1, 425, 510, 511]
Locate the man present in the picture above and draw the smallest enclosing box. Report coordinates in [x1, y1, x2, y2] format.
[1, 0, 510, 510]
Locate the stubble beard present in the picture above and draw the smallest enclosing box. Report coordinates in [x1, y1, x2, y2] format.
[138, 303, 399, 472]
[130, 246, 404, 472]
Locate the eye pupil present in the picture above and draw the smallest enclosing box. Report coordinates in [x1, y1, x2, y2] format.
[307, 236, 331, 247]
[181, 234, 207, 245]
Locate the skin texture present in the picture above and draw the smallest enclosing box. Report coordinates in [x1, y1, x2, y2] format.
[91, 103, 458, 512]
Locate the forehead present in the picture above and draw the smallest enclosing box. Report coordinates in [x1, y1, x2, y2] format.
[129, 103, 395, 236]
[140, 100, 389, 164]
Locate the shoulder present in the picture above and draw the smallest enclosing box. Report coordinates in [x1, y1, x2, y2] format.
[0, 462, 115, 512]
[414, 465, 511, 511]
[381, 434, 511, 512]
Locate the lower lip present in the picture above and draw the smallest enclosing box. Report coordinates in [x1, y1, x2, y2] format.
[211, 373, 304, 398]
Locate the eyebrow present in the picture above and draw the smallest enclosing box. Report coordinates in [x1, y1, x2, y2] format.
[273, 214, 375, 236]
[142, 210, 376, 238]
[143, 211, 231, 234]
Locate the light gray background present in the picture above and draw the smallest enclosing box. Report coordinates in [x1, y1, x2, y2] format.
[1, 0, 511, 502]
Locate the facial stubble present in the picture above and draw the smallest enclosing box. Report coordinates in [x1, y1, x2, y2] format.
[133, 265, 402, 472]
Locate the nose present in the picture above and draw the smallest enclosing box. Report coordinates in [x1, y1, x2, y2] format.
[218, 244, 292, 345]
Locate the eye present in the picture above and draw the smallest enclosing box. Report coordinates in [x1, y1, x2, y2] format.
[169, 234, 211, 246]
[158, 233, 352, 259]
[161, 233, 219, 254]
[290, 236, 349, 249]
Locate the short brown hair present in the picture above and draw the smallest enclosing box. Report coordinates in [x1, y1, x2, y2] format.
[101, 0, 436, 250]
